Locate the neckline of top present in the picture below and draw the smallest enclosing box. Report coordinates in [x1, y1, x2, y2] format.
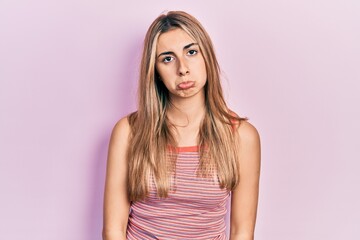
[170, 145, 199, 152]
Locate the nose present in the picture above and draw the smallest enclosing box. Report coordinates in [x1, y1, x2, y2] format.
[178, 57, 189, 76]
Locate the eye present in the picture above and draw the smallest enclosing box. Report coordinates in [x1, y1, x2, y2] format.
[187, 49, 198, 56]
[162, 56, 174, 63]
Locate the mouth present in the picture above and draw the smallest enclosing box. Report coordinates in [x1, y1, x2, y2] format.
[177, 81, 195, 90]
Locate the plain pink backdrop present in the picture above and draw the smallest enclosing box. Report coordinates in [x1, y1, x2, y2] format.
[1, 0, 359, 239]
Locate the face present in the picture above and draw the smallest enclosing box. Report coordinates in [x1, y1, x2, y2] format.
[155, 28, 207, 100]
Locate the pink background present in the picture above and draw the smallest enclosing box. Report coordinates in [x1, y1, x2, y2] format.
[1, 0, 359, 239]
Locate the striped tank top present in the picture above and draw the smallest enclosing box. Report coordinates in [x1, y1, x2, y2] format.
[127, 146, 230, 239]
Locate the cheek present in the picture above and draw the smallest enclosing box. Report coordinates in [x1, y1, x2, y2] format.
[156, 65, 172, 80]
[198, 60, 207, 79]
[155, 64, 162, 78]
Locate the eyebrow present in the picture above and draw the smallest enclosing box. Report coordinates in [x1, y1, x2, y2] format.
[157, 43, 198, 58]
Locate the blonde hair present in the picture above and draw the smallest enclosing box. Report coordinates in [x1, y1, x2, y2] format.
[127, 11, 247, 201]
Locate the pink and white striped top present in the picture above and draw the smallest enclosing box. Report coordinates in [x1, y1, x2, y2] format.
[127, 146, 230, 239]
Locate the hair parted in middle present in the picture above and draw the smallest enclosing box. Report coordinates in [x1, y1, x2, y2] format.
[127, 11, 247, 202]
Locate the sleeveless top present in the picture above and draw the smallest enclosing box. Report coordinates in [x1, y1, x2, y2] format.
[126, 146, 230, 240]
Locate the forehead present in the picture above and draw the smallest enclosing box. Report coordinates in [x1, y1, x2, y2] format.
[156, 28, 196, 53]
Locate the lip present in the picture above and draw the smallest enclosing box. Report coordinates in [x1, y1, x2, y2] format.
[177, 81, 195, 90]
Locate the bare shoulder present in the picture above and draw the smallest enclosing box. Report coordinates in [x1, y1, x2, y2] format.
[103, 116, 131, 235]
[105, 116, 131, 177]
[237, 120, 260, 145]
[110, 116, 131, 143]
[236, 120, 261, 163]
[230, 120, 260, 237]
[235, 120, 261, 180]
[113, 116, 131, 133]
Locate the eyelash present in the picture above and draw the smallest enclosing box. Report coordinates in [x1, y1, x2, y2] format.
[162, 49, 198, 63]
[188, 49, 197, 55]
[163, 56, 174, 63]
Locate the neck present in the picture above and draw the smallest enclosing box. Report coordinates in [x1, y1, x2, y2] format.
[167, 91, 206, 127]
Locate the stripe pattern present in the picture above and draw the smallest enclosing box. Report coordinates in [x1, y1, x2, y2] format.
[127, 146, 230, 239]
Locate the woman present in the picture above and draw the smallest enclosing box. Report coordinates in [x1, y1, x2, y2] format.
[103, 11, 261, 240]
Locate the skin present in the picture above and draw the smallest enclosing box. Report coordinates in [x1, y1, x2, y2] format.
[103, 28, 261, 240]
[155, 28, 208, 143]
[102, 117, 130, 240]
[230, 121, 261, 240]
[155, 28, 207, 100]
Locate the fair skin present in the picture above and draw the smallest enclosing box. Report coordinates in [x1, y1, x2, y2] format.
[102, 117, 130, 240]
[155, 28, 208, 144]
[103, 28, 261, 240]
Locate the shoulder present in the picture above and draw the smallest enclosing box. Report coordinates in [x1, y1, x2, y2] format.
[114, 116, 131, 131]
[227, 110, 260, 150]
[110, 116, 131, 146]
[237, 120, 260, 145]
[235, 120, 261, 165]
[235, 120, 261, 178]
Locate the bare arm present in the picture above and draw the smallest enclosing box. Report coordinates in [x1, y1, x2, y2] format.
[230, 121, 261, 240]
[103, 117, 131, 240]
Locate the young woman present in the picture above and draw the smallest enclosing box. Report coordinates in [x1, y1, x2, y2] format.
[103, 11, 261, 240]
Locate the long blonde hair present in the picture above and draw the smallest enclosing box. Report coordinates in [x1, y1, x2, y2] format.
[127, 11, 247, 202]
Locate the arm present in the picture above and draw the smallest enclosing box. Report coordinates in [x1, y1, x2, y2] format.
[103, 117, 131, 240]
[230, 121, 261, 240]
